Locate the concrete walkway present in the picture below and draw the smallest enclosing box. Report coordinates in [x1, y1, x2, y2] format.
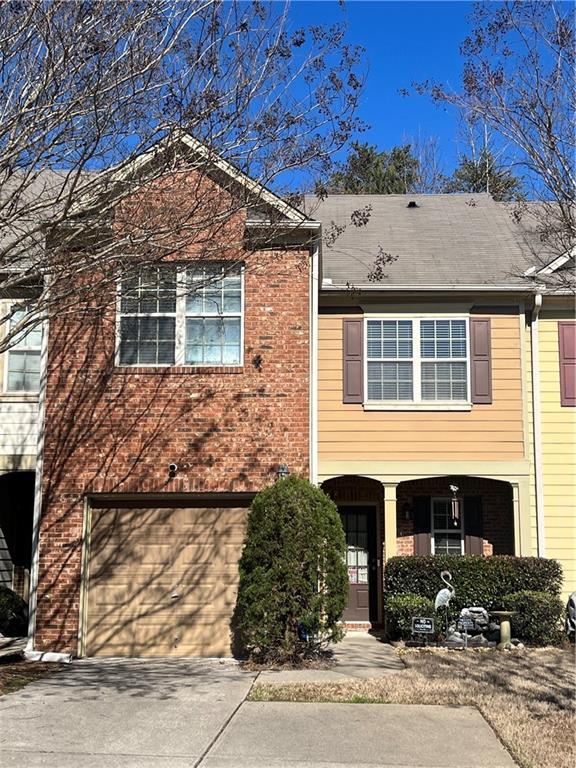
[203, 702, 516, 768]
[0, 652, 516, 768]
[258, 632, 405, 683]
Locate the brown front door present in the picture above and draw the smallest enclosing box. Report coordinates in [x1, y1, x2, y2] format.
[339, 506, 378, 623]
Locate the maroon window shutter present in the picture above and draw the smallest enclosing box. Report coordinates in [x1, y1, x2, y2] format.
[342, 318, 363, 403]
[464, 496, 484, 555]
[470, 318, 492, 404]
[412, 496, 431, 555]
[559, 322, 576, 407]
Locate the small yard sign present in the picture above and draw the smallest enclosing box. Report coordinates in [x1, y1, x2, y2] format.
[412, 617, 435, 634]
[457, 616, 475, 632]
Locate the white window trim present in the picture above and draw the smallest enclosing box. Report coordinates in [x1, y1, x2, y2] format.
[115, 263, 244, 368]
[363, 314, 471, 410]
[3, 306, 42, 394]
[430, 497, 465, 556]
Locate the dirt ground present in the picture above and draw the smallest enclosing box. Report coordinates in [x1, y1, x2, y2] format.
[250, 646, 576, 768]
[0, 657, 64, 696]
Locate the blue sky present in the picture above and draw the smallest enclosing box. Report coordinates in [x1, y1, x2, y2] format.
[288, 0, 477, 173]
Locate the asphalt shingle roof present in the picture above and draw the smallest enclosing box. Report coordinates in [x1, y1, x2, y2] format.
[304, 193, 535, 288]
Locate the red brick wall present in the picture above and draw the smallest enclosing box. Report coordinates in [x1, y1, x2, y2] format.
[396, 476, 514, 556]
[35, 185, 311, 651]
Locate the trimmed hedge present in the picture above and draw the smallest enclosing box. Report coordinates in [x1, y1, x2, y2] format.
[385, 556, 562, 614]
[501, 591, 564, 646]
[385, 593, 437, 640]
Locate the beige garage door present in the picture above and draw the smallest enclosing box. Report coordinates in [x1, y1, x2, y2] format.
[85, 499, 248, 657]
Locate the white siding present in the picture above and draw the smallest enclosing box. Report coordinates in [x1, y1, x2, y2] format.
[0, 400, 38, 456]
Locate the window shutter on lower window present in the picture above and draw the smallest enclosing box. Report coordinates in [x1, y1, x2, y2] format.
[464, 496, 484, 555]
[413, 496, 431, 555]
[559, 322, 576, 407]
[470, 318, 492, 404]
[342, 318, 363, 403]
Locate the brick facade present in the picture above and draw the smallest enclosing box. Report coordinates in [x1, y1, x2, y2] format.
[396, 475, 515, 557]
[35, 180, 311, 651]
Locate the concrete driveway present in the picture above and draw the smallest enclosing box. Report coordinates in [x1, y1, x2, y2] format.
[0, 658, 257, 767]
[0, 657, 516, 768]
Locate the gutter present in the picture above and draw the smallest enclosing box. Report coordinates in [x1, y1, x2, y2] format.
[321, 283, 535, 292]
[530, 292, 546, 557]
[310, 232, 320, 485]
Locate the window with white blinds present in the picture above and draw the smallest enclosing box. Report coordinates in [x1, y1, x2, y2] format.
[365, 318, 469, 404]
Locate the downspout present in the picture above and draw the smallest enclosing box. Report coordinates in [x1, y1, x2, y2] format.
[25, 312, 72, 663]
[531, 292, 546, 557]
[309, 230, 320, 485]
[25, 312, 48, 653]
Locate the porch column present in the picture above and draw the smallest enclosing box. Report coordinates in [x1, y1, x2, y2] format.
[512, 480, 532, 556]
[383, 482, 398, 559]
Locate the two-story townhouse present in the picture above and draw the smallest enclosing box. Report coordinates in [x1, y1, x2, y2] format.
[306, 192, 574, 626]
[25, 137, 320, 657]
[10, 157, 574, 656]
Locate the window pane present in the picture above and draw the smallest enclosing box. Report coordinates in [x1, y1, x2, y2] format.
[7, 351, 41, 392]
[420, 319, 467, 360]
[223, 292, 241, 313]
[421, 362, 468, 401]
[121, 267, 176, 314]
[185, 317, 241, 365]
[434, 533, 462, 555]
[357, 567, 369, 584]
[366, 320, 412, 360]
[367, 360, 413, 401]
[223, 318, 240, 342]
[119, 317, 175, 365]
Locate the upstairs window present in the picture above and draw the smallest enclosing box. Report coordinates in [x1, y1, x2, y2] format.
[5, 308, 42, 392]
[118, 263, 243, 367]
[365, 318, 469, 405]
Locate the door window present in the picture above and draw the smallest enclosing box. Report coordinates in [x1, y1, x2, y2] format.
[342, 511, 369, 584]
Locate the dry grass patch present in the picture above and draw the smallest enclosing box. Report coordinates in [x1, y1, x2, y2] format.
[250, 647, 575, 768]
[0, 658, 64, 696]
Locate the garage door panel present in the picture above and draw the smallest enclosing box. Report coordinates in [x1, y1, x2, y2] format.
[86, 502, 248, 657]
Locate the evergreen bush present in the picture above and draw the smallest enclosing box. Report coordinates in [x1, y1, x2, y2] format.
[385, 555, 562, 615]
[233, 476, 348, 662]
[501, 591, 564, 646]
[385, 593, 437, 640]
[0, 585, 28, 636]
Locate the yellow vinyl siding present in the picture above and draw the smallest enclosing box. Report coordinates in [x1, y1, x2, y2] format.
[538, 313, 576, 599]
[318, 312, 525, 462]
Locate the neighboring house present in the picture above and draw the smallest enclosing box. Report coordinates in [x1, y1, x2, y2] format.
[27, 137, 320, 657]
[524, 271, 575, 601]
[304, 192, 575, 626]
[0, 305, 42, 600]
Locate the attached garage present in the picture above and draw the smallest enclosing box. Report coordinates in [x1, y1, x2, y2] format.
[83, 497, 249, 657]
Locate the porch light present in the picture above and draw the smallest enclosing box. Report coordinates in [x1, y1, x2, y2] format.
[276, 464, 290, 480]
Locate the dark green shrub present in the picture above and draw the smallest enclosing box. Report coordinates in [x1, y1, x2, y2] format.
[233, 476, 348, 662]
[0, 586, 28, 636]
[385, 593, 437, 640]
[385, 556, 562, 614]
[501, 591, 564, 646]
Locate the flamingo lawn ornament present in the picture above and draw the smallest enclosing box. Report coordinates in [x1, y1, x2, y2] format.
[435, 570, 455, 638]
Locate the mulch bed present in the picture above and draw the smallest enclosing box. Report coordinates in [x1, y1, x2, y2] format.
[0, 655, 64, 696]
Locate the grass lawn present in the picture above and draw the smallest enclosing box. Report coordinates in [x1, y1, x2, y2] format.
[250, 647, 575, 768]
[0, 658, 64, 696]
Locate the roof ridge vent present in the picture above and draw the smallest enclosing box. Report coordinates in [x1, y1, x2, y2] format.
[407, 200, 418, 208]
